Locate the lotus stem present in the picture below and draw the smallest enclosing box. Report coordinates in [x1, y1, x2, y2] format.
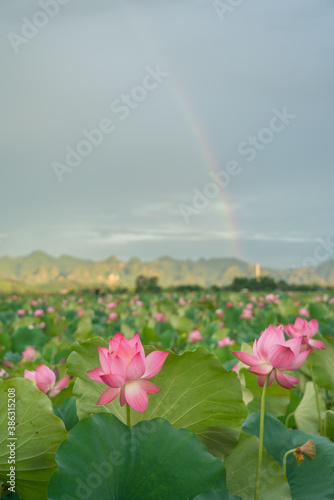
[324, 410, 334, 438]
[309, 362, 322, 435]
[127, 403, 131, 428]
[283, 448, 297, 476]
[254, 373, 270, 500]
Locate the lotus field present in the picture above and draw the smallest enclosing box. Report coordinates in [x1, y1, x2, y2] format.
[0, 291, 334, 500]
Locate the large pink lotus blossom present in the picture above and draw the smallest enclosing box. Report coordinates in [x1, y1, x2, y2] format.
[232, 325, 311, 389]
[24, 364, 70, 397]
[189, 330, 204, 343]
[88, 333, 168, 413]
[284, 317, 325, 351]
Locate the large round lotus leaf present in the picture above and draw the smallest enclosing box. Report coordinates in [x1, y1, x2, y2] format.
[67, 338, 247, 459]
[47, 413, 226, 500]
[224, 432, 291, 500]
[243, 411, 334, 500]
[11, 326, 48, 353]
[0, 378, 67, 500]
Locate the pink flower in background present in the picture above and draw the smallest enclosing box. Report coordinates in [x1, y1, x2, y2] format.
[329, 298, 334, 304]
[189, 330, 204, 343]
[178, 297, 186, 306]
[265, 294, 275, 303]
[154, 312, 165, 322]
[62, 299, 68, 306]
[217, 337, 235, 347]
[77, 309, 85, 318]
[284, 317, 325, 351]
[97, 297, 104, 304]
[3, 360, 14, 369]
[0, 368, 8, 378]
[47, 306, 56, 313]
[136, 300, 143, 307]
[315, 296, 321, 303]
[188, 298, 193, 304]
[238, 302, 244, 307]
[31, 300, 38, 306]
[34, 309, 44, 317]
[129, 299, 135, 306]
[106, 302, 116, 310]
[288, 291, 294, 297]
[226, 302, 233, 309]
[219, 321, 225, 329]
[132, 310, 138, 316]
[108, 312, 118, 322]
[293, 301, 300, 307]
[116, 299, 122, 304]
[257, 302, 264, 308]
[78, 298, 84, 304]
[17, 309, 25, 316]
[232, 325, 311, 389]
[88, 333, 168, 413]
[22, 347, 38, 362]
[24, 364, 70, 397]
[246, 303, 254, 310]
[298, 308, 310, 318]
[216, 309, 224, 319]
[240, 308, 253, 320]
[40, 322, 46, 330]
[12, 295, 18, 301]
[250, 296, 257, 302]
[323, 294, 328, 302]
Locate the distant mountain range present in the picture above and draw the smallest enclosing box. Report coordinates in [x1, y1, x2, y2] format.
[0, 251, 333, 292]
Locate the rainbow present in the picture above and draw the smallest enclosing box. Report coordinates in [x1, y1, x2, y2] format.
[123, 1, 242, 259]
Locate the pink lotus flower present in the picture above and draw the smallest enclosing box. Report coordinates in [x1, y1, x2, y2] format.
[154, 312, 165, 322]
[129, 299, 135, 306]
[232, 362, 239, 372]
[189, 330, 204, 343]
[219, 321, 225, 329]
[238, 302, 244, 307]
[22, 347, 38, 361]
[240, 308, 253, 320]
[257, 302, 264, 308]
[87, 333, 168, 413]
[62, 299, 68, 306]
[216, 309, 224, 319]
[329, 298, 334, 305]
[188, 298, 193, 304]
[47, 306, 56, 313]
[108, 312, 118, 321]
[77, 309, 85, 318]
[217, 337, 235, 347]
[12, 295, 18, 301]
[106, 302, 116, 310]
[246, 303, 254, 310]
[34, 309, 44, 317]
[97, 297, 104, 304]
[40, 321, 46, 330]
[17, 309, 25, 316]
[288, 291, 294, 297]
[178, 297, 186, 306]
[232, 325, 311, 389]
[298, 308, 310, 318]
[0, 368, 8, 378]
[132, 310, 138, 316]
[78, 297, 84, 304]
[136, 300, 143, 307]
[226, 302, 233, 309]
[284, 317, 325, 351]
[24, 364, 70, 397]
[265, 294, 275, 303]
[31, 300, 38, 306]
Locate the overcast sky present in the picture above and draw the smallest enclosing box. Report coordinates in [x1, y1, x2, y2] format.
[1, 0, 333, 268]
